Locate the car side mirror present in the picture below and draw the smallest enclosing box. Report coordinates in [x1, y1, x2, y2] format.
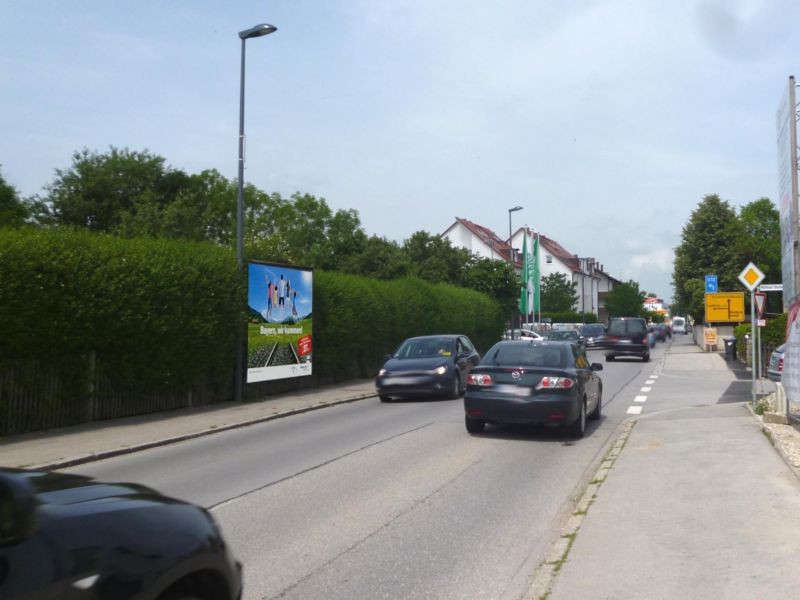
[0, 473, 37, 544]
[591, 363, 603, 371]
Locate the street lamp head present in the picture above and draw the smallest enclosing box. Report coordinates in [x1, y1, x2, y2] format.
[508, 205, 523, 213]
[239, 23, 277, 39]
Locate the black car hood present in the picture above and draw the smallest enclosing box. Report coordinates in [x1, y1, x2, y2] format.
[383, 357, 451, 372]
[2, 467, 166, 506]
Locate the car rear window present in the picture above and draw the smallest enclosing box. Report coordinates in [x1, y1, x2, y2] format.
[608, 319, 646, 335]
[484, 344, 565, 368]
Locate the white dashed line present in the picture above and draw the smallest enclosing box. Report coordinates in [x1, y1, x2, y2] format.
[645, 380, 655, 385]
[627, 406, 643, 414]
[640, 387, 652, 392]
[634, 395, 647, 402]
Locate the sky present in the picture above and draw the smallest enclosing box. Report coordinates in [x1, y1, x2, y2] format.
[2, 1, 799, 303]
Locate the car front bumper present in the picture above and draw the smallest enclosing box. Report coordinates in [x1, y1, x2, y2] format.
[376, 373, 452, 398]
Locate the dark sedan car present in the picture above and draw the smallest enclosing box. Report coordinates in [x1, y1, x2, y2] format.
[605, 317, 650, 362]
[579, 324, 606, 349]
[376, 334, 481, 401]
[0, 467, 242, 600]
[463, 340, 603, 438]
[542, 329, 586, 351]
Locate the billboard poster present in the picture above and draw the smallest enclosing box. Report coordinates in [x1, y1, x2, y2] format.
[776, 76, 798, 305]
[247, 261, 313, 383]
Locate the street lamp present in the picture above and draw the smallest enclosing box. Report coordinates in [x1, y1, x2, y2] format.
[235, 23, 277, 404]
[237, 23, 277, 265]
[507, 205, 523, 337]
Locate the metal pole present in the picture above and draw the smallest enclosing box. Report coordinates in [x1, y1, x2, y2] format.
[508, 211, 514, 339]
[234, 38, 247, 404]
[751, 290, 756, 404]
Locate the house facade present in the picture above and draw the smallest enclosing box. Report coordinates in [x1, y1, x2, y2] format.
[442, 218, 620, 323]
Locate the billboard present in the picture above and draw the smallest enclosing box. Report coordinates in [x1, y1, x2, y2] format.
[776, 76, 798, 305]
[247, 261, 313, 383]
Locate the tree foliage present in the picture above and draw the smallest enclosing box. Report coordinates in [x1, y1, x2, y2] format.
[540, 272, 578, 313]
[605, 280, 647, 318]
[672, 194, 782, 321]
[0, 167, 28, 226]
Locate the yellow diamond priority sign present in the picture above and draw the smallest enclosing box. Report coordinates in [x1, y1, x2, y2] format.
[738, 262, 765, 291]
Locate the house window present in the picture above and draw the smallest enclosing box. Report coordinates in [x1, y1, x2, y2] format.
[545, 254, 552, 264]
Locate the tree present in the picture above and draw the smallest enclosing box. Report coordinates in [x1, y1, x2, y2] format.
[735, 198, 782, 314]
[401, 231, 472, 284]
[605, 280, 647, 318]
[0, 167, 28, 226]
[540, 272, 578, 313]
[44, 147, 191, 233]
[461, 256, 519, 314]
[673, 194, 741, 321]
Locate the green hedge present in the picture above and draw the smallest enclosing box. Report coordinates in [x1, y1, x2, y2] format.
[1, 228, 506, 415]
[312, 272, 505, 381]
[0, 227, 243, 390]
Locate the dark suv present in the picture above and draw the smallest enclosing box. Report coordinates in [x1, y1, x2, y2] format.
[604, 317, 650, 362]
[0, 467, 243, 600]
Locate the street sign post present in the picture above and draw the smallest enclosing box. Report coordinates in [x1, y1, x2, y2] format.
[755, 292, 767, 318]
[739, 262, 766, 404]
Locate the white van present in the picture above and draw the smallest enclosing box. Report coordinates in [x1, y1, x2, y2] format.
[672, 316, 687, 335]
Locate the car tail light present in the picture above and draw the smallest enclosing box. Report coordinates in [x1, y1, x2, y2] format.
[778, 358, 784, 372]
[468, 373, 493, 386]
[536, 376, 575, 390]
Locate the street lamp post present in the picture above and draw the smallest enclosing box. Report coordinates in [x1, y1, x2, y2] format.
[235, 23, 277, 404]
[508, 205, 523, 338]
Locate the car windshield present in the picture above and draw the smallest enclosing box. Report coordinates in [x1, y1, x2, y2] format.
[608, 320, 646, 335]
[484, 344, 565, 368]
[395, 338, 454, 358]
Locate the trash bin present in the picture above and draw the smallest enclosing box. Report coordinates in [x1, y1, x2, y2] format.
[723, 337, 737, 361]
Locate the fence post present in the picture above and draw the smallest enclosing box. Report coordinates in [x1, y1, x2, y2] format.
[87, 350, 97, 422]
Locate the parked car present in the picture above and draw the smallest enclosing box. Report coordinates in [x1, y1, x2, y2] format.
[768, 344, 785, 382]
[463, 339, 603, 438]
[579, 323, 607, 349]
[502, 329, 543, 341]
[0, 467, 243, 600]
[376, 334, 481, 401]
[605, 317, 650, 362]
[542, 329, 586, 351]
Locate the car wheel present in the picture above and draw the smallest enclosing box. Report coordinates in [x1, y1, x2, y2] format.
[379, 394, 392, 402]
[589, 386, 602, 421]
[448, 374, 461, 399]
[642, 352, 650, 362]
[568, 399, 586, 438]
[465, 415, 485, 434]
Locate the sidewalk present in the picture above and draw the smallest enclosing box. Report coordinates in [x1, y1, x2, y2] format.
[535, 345, 800, 599]
[0, 380, 377, 470]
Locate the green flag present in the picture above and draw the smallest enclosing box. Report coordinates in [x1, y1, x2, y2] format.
[519, 232, 533, 316]
[532, 234, 540, 313]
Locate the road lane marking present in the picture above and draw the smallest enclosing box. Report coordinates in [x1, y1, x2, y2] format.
[627, 406, 643, 414]
[640, 387, 652, 392]
[634, 395, 647, 402]
[645, 379, 655, 385]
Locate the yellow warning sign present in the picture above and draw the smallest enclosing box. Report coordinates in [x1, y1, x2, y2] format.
[705, 292, 745, 322]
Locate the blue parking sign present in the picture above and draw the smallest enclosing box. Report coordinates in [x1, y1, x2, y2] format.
[705, 275, 718, 293]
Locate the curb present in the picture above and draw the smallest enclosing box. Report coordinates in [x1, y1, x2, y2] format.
[522, 419, 637, 600]
[29, 392, 377, 471]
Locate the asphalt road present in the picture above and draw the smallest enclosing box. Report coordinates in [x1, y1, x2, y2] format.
[68, 340, 671, 600]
